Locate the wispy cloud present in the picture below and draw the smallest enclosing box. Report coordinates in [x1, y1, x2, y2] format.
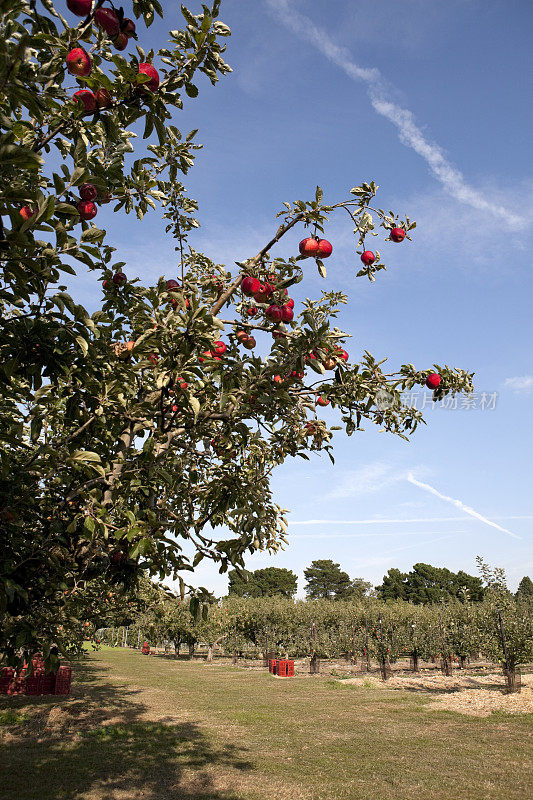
[290, 515, 533, 528]
[504, 376, 533, 393]
[292, 529, 468, 540]
[407, 474, 521, 540]
[327, 461, 405, 499]
[264, 0, 526, 231]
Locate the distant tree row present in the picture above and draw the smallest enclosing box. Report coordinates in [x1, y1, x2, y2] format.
[227, 560, 532, 605]
[227, 560, 372, 600]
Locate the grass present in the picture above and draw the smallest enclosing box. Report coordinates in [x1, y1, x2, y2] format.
[0, 708, 28, 726]
[1, 649, 532, 800]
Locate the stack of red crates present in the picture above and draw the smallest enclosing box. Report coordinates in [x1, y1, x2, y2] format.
[268, 659, 294, 677]
[0, 660, 71, 696]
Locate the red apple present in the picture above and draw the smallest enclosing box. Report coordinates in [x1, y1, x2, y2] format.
[110, 549, 125, 565]
[66, 0, 92, 16]
[66, 47, 92, 77]
[242, 335, 256, 349]
[80, 183, 97, 201]
[317, 396, 330, 407]
[265, 304, 283, 323]
[246, 307, 258, 317]
[286, 298, 294, 309]
[213, 340, 227, 355]
[299, 237, 319, 257]
[94, 6, 120, 36]
[280, 305, 294, 323]
[112, 271, 127, 286]
[304, 421, 317, 436]
[335, 347, 348, 362]
[138, 62, 159, 92]
[254, 282, 274, 303]
[317, 239, 333, 258]
[113, 32, 128, 51]
[19, 205, 36, 221]
[323, 357, 336, 370]
[122, 18, 136, 37]
[95, 88, 113, 109]
[177, 379, 188, 390]
[77, 200, 97, 220]
[73, 89, 96, 112]
[361, 250, 376, 266]
[166, 279, 180, 291]
[241, 276, 261, 296]
[425, 373, 441, 390]
[390, 227, 406, 242]
[236, 330, 249, 343]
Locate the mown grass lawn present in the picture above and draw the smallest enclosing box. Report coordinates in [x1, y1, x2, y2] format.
[1, 649, 531, 800]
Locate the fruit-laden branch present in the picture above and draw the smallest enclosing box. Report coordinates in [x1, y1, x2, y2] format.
[210, 212, 306, 316]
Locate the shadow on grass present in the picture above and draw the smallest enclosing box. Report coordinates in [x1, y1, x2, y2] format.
[0, 658, 253, 800]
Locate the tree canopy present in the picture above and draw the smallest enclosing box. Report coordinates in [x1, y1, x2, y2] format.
[0, 0, 472, 666]
[227, 567, 298, 598]
[376, 563, 485, 604]
[516, 576, 533, 600]
[304, 559, 352, 600]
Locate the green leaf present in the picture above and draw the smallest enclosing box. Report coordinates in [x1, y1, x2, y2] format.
[71, 450, 101, 463]
[80, 227, 105, 243]
[70, 166, 87, 186]
[75, 336, 89, 356]
[189, 395, 201, 419]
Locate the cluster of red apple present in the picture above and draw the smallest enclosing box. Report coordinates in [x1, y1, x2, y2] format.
[66, 2, 159, 113]
[241, 275, 295, 329]
[67, 0, 137, 51]
[298, 237, 333, 259]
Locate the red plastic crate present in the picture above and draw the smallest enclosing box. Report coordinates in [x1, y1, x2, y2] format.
[54, 665, 72, 695]
[277, 660, 288, 677]
[0, 667, 15, 695]
[287, 661, 294, 677]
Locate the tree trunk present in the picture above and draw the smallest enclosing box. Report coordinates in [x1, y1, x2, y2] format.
[380, 657, 392, 681]
[188, 642, 195, 660]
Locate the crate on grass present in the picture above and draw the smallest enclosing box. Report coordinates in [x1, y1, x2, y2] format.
[54, 665, 72, 696]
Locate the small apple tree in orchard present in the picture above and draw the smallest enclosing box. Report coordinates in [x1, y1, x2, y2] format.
[0, 0, 473, 666]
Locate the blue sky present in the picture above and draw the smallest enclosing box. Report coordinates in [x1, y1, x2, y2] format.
[76, 1, 533, 593]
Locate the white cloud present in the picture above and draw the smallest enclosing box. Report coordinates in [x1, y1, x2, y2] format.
[264, 0, 528, 231]
[327, 461, 405, 499]
[407, 474, 521, 540]
[504, 376, 533, 393]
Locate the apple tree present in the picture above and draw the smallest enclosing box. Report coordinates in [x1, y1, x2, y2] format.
[0, 0, 473, 667]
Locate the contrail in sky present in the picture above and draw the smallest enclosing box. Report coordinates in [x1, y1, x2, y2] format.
[264, 0, 525, 230]
[407, 474, 521, 540]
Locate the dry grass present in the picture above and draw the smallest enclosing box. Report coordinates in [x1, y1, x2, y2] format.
[1, 649, 532, 800]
